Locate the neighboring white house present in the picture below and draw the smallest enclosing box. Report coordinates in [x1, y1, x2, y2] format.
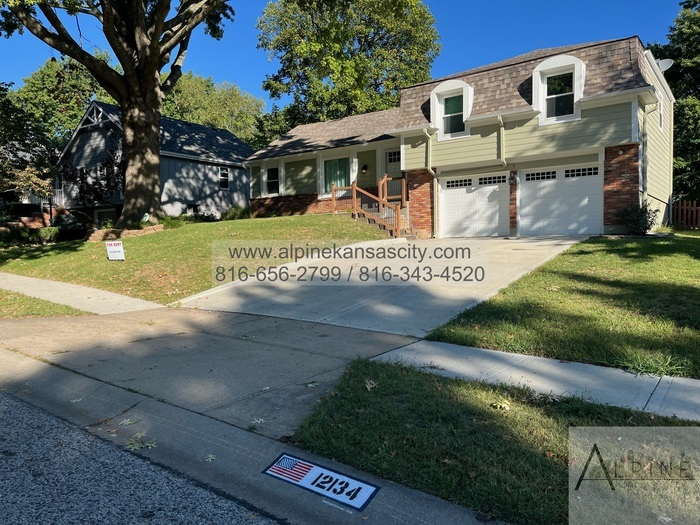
[57, 101, 253, 225]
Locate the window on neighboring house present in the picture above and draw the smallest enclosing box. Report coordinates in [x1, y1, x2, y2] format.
[219, 167, 230, 189]
[443, 95, 465, 134]
[324, 158, 350, 193]
[266, 167, 280, 195]
[545, 72, 574, 118]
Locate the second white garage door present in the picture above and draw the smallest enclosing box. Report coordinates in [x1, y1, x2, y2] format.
[440, 174, 510, 237]
[519, 166, 603, 235]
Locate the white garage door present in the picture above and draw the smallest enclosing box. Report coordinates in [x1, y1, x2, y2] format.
[440, 174, 510, 237]
[519, 166, 603, 235]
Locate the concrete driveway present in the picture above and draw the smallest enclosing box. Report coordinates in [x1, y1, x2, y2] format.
[182, 236, 586, 337]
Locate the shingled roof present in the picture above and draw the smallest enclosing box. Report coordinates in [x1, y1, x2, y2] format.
[93, 101, 254, 165]
[249, 108, 402, 161]
[397, 36, 651, 129]
[251, 37, 655, 162]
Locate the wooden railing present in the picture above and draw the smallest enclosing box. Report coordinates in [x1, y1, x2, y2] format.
[332, 182, 402, 237]
[673, 200, 700, 228]
[378, 174, 407, 208]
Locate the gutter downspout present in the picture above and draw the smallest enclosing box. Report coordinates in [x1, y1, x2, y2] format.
[497, 116, 507, 168]
[422, 128, 436, 176]
[422, 128, 438, 238]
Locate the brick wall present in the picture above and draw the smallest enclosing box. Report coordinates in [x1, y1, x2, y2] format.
[604, 144, 640, 230]
[407, 169, 434, 238]
[509, 171, 518, 235]
[251, 194, 336, 217]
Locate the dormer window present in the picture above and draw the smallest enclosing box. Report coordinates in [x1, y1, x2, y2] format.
[533, 55, 585, 125]
[545, 72, 574, 118]
[443, 95, 465, 134]
[430, 79, 474, 140]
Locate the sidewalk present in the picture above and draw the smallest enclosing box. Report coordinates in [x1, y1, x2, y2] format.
[0, 272, 162, 315]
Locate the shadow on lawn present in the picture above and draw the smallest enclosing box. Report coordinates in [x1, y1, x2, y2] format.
[0, 240, 86, 266]
[578, 234, 700, 261]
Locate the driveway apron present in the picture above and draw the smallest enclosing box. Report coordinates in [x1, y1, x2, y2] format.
[182, 236, 585, 337]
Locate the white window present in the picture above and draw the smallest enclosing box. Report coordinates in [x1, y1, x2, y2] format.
[430, 79, 474, 140]
[533, 55, 586, 125]
[219, 167, 230, 190]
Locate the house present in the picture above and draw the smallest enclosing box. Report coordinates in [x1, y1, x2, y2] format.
[248, 37, 674, 238]
[57, 101, 253, 225]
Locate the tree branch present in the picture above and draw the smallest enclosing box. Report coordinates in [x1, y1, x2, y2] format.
[160, 33, 190, 96]
[10, 4, 126, 101]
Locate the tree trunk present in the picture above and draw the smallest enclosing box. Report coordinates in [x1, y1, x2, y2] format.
[117, 99, 165, 228]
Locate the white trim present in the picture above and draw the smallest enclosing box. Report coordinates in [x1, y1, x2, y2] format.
[161, 150, 246, 168]
[631, 98, 640, 144]
[533, 55, 586, 126]
[643, 50, 676, 103]
[430, 79, 474, 141]
[261, 164, 281, 197]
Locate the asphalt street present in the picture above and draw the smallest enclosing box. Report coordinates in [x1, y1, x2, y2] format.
[0, 392, 283, 525]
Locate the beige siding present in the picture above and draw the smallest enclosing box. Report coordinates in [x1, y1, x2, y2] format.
[507, 104, 632, 158]
[251, 166, 261, 199]
[643, 90, 673, 224]
[404, 135, 428, 171]
[357, 150, 377, 188]
[284, 158, 317, 195]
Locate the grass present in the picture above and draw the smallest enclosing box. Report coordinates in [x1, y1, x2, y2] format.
[0, 215, 386, 304]
[293, 360, 697, 525]
[429, 231, 700, 378]
[0, 289, 90, 319]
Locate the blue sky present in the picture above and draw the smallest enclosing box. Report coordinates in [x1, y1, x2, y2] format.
[0, 0, 682, 111]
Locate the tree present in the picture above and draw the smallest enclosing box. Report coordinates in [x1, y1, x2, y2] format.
[648, 0, 700, 200]
[0, 82, 54, 197]
[257, 0, 440, 131]
[162, 71, 264, 146]
[11, 54, 113, 148]
[0, 0, 234, 227]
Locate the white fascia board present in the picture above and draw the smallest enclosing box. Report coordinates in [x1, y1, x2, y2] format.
[385, 125, 438, 136]
[579, 88, 658, 110]
[467, 108, 539, 125]
[644, 50, 677, 103]
[57, 100, 122, 164]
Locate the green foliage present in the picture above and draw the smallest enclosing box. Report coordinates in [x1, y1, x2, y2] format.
[0, 82, 55, 195]
[162, 72, 264, 146]
[616, 200, 660, 235]
[221, 206, 251, 221]
[648, 1, 700, 199]
[51, 212, 87, 241]
[257, 0, 440, 129]
[0, 225, 58, 246]
[160, 216, 185, 229]
[11, 55, 113, 148]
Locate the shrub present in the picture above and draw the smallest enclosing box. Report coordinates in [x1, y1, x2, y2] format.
[160, 216, 184, 229]
[38, 226, 59, 243]
[52, 213, 87, 241]
[221, 206, 252, 221]
[616, 201, 659, 235]
[181, 211, 219, 223]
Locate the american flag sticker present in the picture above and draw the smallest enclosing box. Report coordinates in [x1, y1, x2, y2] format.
[267, 455, 314, 482]
[263, 454, 380, 511]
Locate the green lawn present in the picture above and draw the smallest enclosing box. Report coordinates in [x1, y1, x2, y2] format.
[0, 289, 90, 319]
[0, 215, 386, 304]
[294, 360, 696, 525]
[429, 231, 700, 378]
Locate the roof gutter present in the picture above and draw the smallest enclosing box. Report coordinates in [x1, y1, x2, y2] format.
[497, 116, 507, 168]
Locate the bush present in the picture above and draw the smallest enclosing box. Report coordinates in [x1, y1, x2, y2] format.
[51, 213, 87, 241]
[0, 226, 59, 246]
[38, 226, 59, 243]
[180, 211, 219, 223]
[160, 216, 184, 229]
[616, 201, 659, 235]
[221, 206, 252, 221]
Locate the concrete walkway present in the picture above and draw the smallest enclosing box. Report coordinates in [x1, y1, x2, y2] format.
[0, 272, 162, 315]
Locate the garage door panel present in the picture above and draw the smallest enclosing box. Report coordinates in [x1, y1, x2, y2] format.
[440, 178, 510, 237]
[519, 167, 602, 235]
